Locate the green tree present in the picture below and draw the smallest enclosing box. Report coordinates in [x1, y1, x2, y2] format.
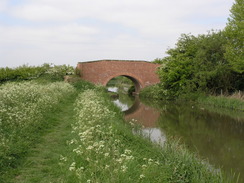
[152, 58, 164, 64]
[157, 34, 199, 97]
[157, 31, 237, 97]
[225, 0, 244, 73]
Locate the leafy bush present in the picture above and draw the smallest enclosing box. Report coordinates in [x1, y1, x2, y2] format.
[71, 80, 97, 91]
[43, 64, 75, 81]
[147, 0, 244, 100]
[0, 64, 49, 82]
[140, 84, 168, 100]
[0, 64, 75, 83]
[155, 31, 243, 99]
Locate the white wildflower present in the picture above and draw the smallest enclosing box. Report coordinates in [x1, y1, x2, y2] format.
[140, 174, 145, 179]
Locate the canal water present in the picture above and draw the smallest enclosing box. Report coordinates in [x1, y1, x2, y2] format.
[108, 87, 244, 182]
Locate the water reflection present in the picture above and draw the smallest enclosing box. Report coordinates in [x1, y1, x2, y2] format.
[141, 128, 166, 146]
[110, 91, 244, 182]
[109, 89, 164, 145]
[108, 87, 134, 111]
[107, 87, 118, 93]
[156, 102, 244, 182]
[124, 97, 160, 128]
[124, 97, 165, 146]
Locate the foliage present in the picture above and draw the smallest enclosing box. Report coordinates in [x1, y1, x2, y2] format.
[224, 0, 244, 73]
[71, 79, 97, 91]
[0, 64, 49, 83]
[107, 76, 133, 88]
[128, 85, 135, 95]
[44, 64, 75, 81]
[0, 81, 76, 175]
[140, 84, 167, 100]
[0, 80, 231, 182]
[0, 64, 75, 83]
[142, 2, 243, 100]
[152, 58, 164, 64]
[156, 31, 243, 98]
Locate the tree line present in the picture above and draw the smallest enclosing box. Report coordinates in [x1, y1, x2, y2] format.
[153, 0, 243, 98]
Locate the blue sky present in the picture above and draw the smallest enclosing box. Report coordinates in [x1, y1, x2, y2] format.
[0, 0, 234, 68]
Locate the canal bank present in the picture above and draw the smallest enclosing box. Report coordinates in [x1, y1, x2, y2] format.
[5, 82, 239, 183]
[63, 88, 231, 182]
[110, 89, 244, 182]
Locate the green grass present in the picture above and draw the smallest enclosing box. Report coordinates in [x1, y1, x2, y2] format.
[198, 95, 244, 111]
[1, 80, 236, 182]
[140, 84, 244, 112]
[1, 90, 78, 183]
[0, 81, 76, 181]
[59, 89, 232, 183]
[11, 95, 77, 183]
[1, 83, 98, 183]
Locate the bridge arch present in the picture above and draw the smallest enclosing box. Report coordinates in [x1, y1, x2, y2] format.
[77, 60, 160, 93]
[104, 73, 143, 93]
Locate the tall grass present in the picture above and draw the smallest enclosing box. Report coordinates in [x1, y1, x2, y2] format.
[59, 89, 229, 182]
[0, 81, 76, 175]
[229, 91, 244, 101]
[198, 94, 244, 111]
[0, 79, 236, 182]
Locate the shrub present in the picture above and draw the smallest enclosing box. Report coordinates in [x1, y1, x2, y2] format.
[0, 64, 75, 83]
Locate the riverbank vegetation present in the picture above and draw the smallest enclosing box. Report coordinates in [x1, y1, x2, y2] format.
[58, 89, 229, 183]
[141, 0, 244, 111]
[197, 91, 244, 111]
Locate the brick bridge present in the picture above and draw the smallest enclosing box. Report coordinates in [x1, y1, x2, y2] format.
[76, 60, 160, 93]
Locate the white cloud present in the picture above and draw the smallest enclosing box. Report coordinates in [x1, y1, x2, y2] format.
[0, 0, 7, 12]
[0, 23, 98, 43]
[11, 4, 74, 22]
[0, 0, 235, 67]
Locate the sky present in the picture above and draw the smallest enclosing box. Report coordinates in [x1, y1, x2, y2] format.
[0, 0, 234, 68]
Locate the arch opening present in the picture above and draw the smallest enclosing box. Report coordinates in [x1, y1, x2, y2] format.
[106, 75, 138, 111]
[105, 75, 142, 94]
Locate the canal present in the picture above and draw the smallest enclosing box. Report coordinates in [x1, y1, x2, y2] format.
[108, 87, 244, 182]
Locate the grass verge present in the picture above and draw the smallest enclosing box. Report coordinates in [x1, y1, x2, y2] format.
[60, 88, 231, 183]
[9, 93, 78, 183]
[2, 81, 236, 182]
[1, 90, 78, 183]
[0, 81, 75, 181]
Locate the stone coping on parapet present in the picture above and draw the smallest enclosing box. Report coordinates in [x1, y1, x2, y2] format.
[78, 59, 157, 64]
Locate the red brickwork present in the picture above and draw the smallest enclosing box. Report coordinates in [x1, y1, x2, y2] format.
[77, 60, 160, 92]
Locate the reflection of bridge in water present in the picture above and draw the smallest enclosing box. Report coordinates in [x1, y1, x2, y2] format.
[124, 97, 160, 128]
